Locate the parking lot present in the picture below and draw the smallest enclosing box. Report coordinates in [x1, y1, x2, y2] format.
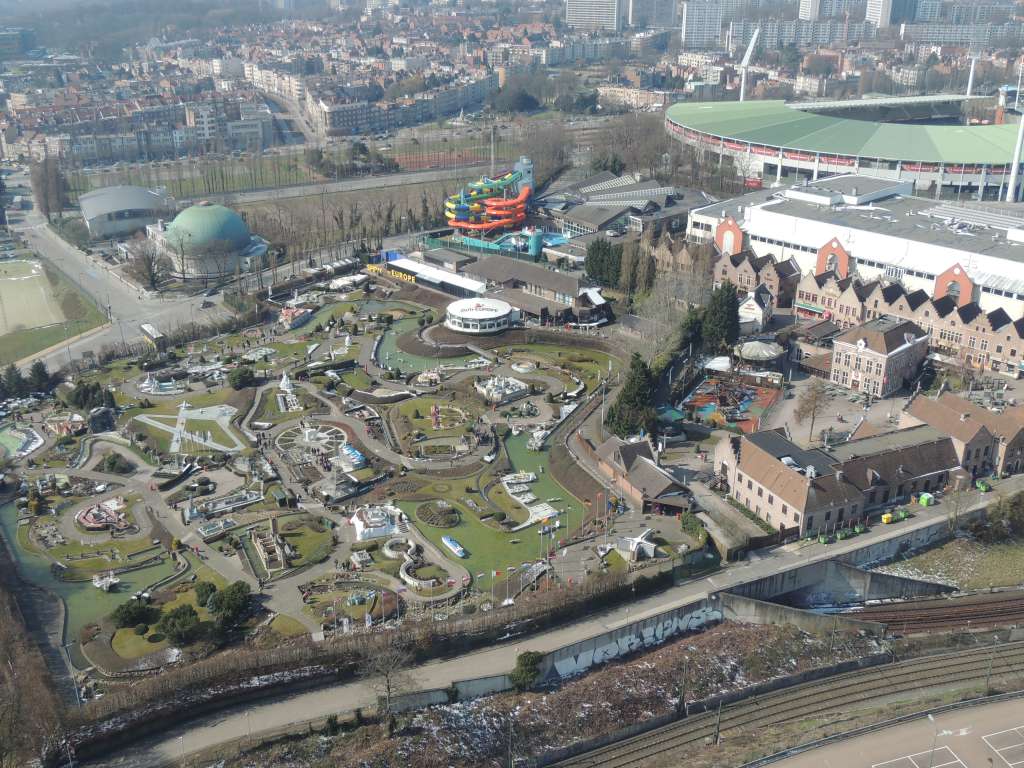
[775, 698, 1024, 767]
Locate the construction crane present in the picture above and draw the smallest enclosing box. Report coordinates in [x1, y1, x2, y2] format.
[739, 27, 760, 103]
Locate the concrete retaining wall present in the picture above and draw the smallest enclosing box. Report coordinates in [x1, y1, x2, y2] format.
[537, 598, 721, 683]
[389, 688, 449, 714]
[729, 560, 953, 606]
[720, 593, 887, 636]
[836, 508, 987, 568]
[456, 673, 511, 700]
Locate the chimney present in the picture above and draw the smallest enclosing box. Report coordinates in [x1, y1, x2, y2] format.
[836, 469, 844, 484]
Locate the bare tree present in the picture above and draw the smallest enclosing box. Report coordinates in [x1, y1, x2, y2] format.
[127, 239, 169, 291]
[358, 631, 415, 737]
[794, 378, 829, 443]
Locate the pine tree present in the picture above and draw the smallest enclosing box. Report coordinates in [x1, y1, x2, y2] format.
[28, 360, 49, 392]
[703, 282, 741, 352]
[606, 353, 657, 437]
[2, 364, 24, 398]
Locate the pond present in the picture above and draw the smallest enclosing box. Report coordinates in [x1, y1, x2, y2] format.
[0, 502, 178, 662]
[375, 315, 476, 373]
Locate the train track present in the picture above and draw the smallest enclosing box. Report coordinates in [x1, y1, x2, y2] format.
[856, 590, 1024, 633]
[552, 641, 1024, 768]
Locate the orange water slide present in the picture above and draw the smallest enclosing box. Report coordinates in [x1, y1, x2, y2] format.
[449, 186, 531, 231]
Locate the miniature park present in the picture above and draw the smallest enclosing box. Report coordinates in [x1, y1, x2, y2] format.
[0, 266, 711, 702]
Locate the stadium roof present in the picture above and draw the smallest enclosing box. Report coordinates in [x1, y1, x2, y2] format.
[666, 100, 1021, 165]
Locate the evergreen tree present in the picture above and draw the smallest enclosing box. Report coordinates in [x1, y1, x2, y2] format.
[680, 306, 704, 351]
[606, 353, 657, 437]
[28, 360, 49, 392]
[702, 281, 740, 352]
[2, 364, 24, 398]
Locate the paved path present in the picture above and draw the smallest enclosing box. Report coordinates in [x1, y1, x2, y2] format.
[775, 696, 1024, 768]
[80, 474, 1024, 768]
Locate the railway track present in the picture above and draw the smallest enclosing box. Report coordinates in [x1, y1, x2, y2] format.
[856, 591, 1024, 633]
[552, 641, 1024, 767]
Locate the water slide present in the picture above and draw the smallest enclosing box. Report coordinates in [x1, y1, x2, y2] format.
[448, 185, 531, 231]
[444, 168, 531, 231]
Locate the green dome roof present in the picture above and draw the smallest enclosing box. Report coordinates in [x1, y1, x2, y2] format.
[165, 202, 251, 255]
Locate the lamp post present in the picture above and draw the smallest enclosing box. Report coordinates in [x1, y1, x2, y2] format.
[926, 714, 939, 768]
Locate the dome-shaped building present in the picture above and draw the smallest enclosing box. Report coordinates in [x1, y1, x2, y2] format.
[146, 201, 268, 279]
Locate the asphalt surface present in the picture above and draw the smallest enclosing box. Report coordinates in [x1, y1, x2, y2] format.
[775, 696, 1024, 768]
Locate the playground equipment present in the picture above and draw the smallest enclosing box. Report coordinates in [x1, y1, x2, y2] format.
[444, 156, 534, 232]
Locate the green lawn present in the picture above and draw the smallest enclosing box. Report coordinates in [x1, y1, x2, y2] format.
[253, 388, 321, 425]
[400, 499, 548, 590]
[270, 614, 308, 637]
[112, 626, 167, 659]
[0, 260, 108, 365]
[341, 368, 373, 390]
[278, 515, 333, 567]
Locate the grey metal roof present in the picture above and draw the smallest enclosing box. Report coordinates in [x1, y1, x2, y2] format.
[825, 424, 946, 462]
[79, 185, 171, 222]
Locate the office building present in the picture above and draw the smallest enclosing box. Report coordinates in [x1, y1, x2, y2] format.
[799, 0, 860, 21]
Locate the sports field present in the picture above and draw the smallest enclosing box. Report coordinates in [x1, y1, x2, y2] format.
[0, 259, 107, 365]
[0, 260, 64, 334]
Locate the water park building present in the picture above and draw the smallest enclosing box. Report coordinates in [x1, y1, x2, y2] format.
[444, 297, 516, 334]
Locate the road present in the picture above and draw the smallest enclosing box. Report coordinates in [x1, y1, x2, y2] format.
[205, 163, 489, 206]
[3, 165, 439, 371]
[774, 695, 1024, 768]
[81, 475, 1024, 767]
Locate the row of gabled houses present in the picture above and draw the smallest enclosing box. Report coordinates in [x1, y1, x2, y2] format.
[711, 245, 1024, 378]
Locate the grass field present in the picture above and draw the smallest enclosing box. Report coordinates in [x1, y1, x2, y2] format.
[0, 259, 107, 365]
[881, 536, 1024, 590]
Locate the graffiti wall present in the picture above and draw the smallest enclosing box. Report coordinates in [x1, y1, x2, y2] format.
[540, 599, 720, 683]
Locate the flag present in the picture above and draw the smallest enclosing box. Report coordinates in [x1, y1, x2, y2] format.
[493, 570, 502, 577]
[476, 572, 485, 579]
[397, 586, 407, 593]
[507, 566, 517, 574]
[364, 611, 372, 628]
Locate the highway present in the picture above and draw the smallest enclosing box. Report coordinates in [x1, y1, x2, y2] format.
[80, 475, 1024, 767]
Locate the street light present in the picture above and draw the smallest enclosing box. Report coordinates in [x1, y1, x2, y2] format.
[926, 713, 939, 768]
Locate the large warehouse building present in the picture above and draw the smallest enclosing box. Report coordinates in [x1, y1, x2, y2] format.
[665, 97, 1024, 201]
[687, 173, 1024, 319]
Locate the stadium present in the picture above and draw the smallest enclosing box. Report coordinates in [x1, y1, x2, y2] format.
[665, 97, 1024, 200]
